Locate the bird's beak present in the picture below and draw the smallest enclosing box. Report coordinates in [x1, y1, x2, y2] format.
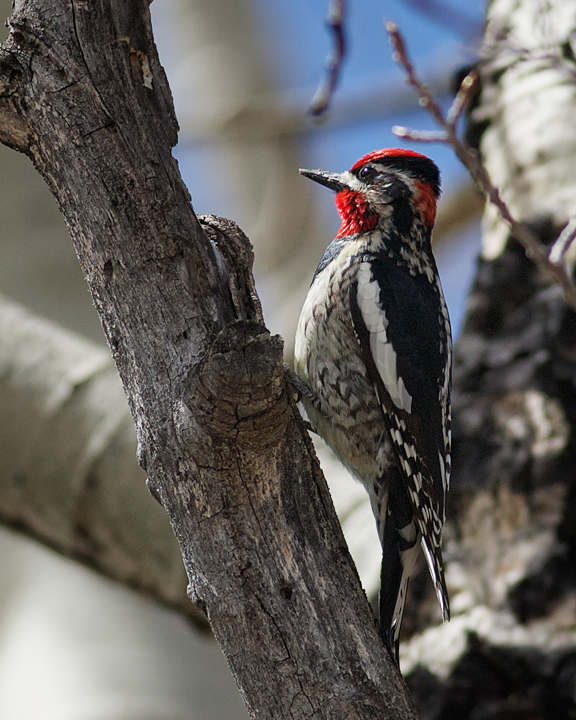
[299, 168, 346, 193]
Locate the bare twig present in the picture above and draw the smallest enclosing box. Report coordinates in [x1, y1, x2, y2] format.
[386, 20, 576, 310]
[446, 73, 477, 127]
[394, 128, 447, 143]
[309, 0, 347, 116]
[549, 217, 576, 264]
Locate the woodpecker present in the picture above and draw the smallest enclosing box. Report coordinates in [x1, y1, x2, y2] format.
[294, 149, 451, 663]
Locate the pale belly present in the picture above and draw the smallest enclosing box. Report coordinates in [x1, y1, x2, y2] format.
[294, 268, 391, 485]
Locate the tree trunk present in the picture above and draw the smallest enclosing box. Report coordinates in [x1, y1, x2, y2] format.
[0, 0, 417, 717]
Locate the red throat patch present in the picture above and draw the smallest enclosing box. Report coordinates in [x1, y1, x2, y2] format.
[335, 189, 378, 238]
[414, 180, 437, 227]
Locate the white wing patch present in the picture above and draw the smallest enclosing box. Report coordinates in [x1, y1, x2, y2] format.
[356, 262, 413, 412]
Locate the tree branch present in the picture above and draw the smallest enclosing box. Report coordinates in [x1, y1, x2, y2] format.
[309, 0, 347, 116]
[0, 294, 212, 629]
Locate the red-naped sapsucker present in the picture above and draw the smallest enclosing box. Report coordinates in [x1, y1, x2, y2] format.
[294, 149, 451, 664]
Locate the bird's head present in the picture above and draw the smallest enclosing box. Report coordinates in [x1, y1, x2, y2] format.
[300, 149, 440, 239]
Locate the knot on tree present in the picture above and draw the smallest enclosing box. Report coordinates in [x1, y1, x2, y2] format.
[181, 320, 289, 452]
[199, 214, 264, 324]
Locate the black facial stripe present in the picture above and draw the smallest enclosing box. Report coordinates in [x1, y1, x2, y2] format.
[373, 157, 441, 198]
[372, 174, 411, 202]
[390, 198, 414, 237]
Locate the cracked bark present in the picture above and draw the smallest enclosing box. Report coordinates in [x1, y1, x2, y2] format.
[0, 0, 417, 717]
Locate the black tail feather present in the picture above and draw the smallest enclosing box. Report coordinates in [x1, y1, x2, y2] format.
[379, 548, 403, 665]
[378, 466, 419, 665]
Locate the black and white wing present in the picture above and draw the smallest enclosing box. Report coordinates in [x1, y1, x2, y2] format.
[350, 255, 452, 619]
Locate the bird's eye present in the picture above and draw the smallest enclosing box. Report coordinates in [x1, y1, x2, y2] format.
[358, 166, 376, 181]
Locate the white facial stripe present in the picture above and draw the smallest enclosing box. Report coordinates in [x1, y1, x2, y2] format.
[357, 262, 413, 413]
[342, 165, 417, 209]
[340, 170, 364, 192]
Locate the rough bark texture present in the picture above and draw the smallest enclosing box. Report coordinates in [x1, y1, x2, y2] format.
[402, 1, 576, 718]
[0, 1, 417, 717]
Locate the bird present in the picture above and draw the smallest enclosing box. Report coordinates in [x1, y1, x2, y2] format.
[293, 148, 451, 664]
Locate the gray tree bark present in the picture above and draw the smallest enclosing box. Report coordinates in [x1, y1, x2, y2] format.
[0, 0, 416, 717]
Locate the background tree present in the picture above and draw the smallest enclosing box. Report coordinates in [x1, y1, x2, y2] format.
[2, 0, 576, 718]
[399, 2, 576, 717]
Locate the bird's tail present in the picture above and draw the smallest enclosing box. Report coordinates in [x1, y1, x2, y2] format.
[421, 536, 450, 621]
[379, 521, 420, 663]
[372, 467, 420, 665]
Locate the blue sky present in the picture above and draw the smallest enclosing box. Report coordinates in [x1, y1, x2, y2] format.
[164, 0, 485, 334]
[248, 0, 484, 187]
